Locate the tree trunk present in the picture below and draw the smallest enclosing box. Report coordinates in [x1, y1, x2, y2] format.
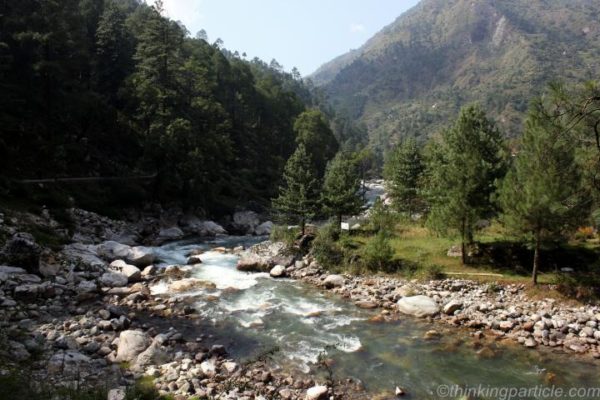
[337, 214, 343, 231]
[532, 228, 541, 285]
[461, 217, 467, 265]
[301, 218, 306, 236]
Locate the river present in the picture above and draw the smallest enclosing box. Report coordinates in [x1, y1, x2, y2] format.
[148, 236, 598, 399]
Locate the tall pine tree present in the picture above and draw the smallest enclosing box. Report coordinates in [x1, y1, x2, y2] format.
[383, 138, 424, 215]
[425, 105, 507, 264]
[273, 144, 320, 235]
[500, 101, 588, 284]
[322, 152, 363, 228]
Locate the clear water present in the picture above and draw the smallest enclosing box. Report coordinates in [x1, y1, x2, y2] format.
[150, 237, 599, 398]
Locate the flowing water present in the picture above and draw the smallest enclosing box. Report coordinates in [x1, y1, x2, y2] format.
[150, 237, 599, 399]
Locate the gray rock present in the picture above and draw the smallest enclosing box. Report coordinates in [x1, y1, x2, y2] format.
[255, 221, 274, 236]
[125, 247, 155, 267]
[158, 227, 184, 242]
[107, 387, 126, 400]
[115, 330, 151, 362]
[0, 232, 41, 273]
[397, 295, 440, 317]
[323, 274, 345, 288]
[443, 300, 463, 315]
[109, 260, 141, 282]
[233, 211, 260, 234]
[141, 265, 157, 277]
[270, 265, 286, 278]
[100, 272, 128, 288]
[48, 350, 91, 376]
[306, 385, 328, 400]
[97, 241, 131, 261]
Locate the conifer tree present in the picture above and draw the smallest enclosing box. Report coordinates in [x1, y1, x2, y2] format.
[273, 144, 320, 235]
[425, 105, 507, 264]
[294, 110, 339, 177]
[383, 138, 424, 215]
[322, 152, 363, 228]
[500, 101, 588, 284]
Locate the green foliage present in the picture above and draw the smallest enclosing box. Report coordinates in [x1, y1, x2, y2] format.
[361, 232, 395, 272]
[0, 0, 338, 215]
[383, 137, 424, 214]
[424, 105, 507, 262]
[421, 264, 446, 280]
[499, 100, 589, 283]
[269, 225, 300, 246]
[367, 198, 396, 234]
[321, 152, 363, 225]
[272, 144, 320, 234]
[312, 223, 344, 270]
[294, 109, 339, 177]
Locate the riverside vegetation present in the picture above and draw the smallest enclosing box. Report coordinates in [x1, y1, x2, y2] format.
[1, 0, 600, 399]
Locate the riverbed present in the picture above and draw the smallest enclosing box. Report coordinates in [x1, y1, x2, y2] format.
[149, 236, 599, 398]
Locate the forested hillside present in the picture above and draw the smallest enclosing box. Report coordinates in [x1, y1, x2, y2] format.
[312, 0, 600, 153]
[0, 0, 364, 215]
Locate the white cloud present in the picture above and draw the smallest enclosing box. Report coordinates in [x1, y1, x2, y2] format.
[150, 0, 205, 33]
[350, 23, 366, 33]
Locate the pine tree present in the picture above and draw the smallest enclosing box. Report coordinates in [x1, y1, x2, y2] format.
[425, 105, 507, 264]
[273, 144, 320, 235]
[294, 109, 339, 177]
[383, 137, 424, 215]
[322, 152, 363, 228]
[500, 101, 587, 284]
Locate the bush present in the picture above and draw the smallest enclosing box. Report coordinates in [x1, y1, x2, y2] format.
[270, 225, 300, 246]
[312, 223, 345, 270]
[367, 198, 397, 234]
[361, 232, 395, 272]
[422, 264, 446, 280]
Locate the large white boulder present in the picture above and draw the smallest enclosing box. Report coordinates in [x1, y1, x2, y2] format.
[116, 330, 151, 362]
[109, 260, 141, 282]
[125, 246, 155, 267]
[269, 265, 285, 278]
[306, 385, 328, 400]
[397, 295, 440, 317]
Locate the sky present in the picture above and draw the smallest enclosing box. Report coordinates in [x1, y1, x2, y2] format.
[152, 0, 421, 76]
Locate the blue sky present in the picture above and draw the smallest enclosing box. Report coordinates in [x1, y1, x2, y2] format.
[155, 0, 420, 76]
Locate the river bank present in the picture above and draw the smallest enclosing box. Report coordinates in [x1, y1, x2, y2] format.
[1, 206, 599, 400]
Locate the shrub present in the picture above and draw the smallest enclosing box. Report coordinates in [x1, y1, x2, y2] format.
[367, 198, 397, 234]
[270, 225, 299, 246]
[361, 232, 395, 272]
[312, 223, 345, 270]
[422, 264, 446, 280]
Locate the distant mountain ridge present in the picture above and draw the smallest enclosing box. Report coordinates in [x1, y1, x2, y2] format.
[311, 0, 600, 151]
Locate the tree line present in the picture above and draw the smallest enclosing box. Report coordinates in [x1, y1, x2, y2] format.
[383, 83, 600, 284]
[0, 0, 365, 215]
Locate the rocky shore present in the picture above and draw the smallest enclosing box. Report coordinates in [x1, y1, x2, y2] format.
[252, 244, 600, 360]
[1, 205, 599, 400]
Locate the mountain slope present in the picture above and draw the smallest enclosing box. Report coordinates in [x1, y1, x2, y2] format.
[312, 0, 600, 151]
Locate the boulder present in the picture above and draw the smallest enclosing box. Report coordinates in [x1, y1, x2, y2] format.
[97, 241, 131, 261]
[100, 272, 128, 288]
[187, 255, 203, 265]
[107, 388, 127, 400]
[109, 260, 141, 282]
[255, 221, 274, 236]
[125, 247, 155, 267]
[233, 211, 260, 234]
[443, 300, 463, 315]
[61, 243, 105, 269]
[0, 232, 41, 274]
[169, 278, 217, 292]
[48, 350, 91, 376]
[306, 385, 328, 400]
[116, 330, 151, 362]
[134, 341, 167, 368]
[269, 265, 286, 278]
[323, 274, 345, 288]
[179, 215, 227, 236]
[200, 358, 217, 377]
[397, 295, 440, 317]
[141, 265, 157, 277]
[158, 227, 184, 242]
[237, 254, 271, 272]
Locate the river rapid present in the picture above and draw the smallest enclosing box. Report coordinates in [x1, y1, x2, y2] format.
[148, 236, 598, 399]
